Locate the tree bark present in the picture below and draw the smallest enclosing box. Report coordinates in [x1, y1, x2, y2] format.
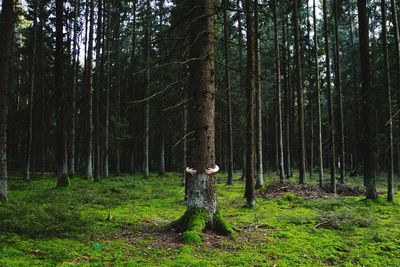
[293, 0, 306, 184]
[273, 0, 286, 183]
[381, 0, 394, 202]
[175, 0, 235, 243]
[0, 0, 16, 202]
[94, 0, 103, 182]
[323, 0, 336, 193]
[245, 0, 256, 207]
[313, 0, 324, 188]
[24, 1, 38, 181]
[333, 0, 345, 184]
[254, 0, 264, 189]
[55, 0, 70, 187]
[357, 0, 377, 199]
[143, 0, 151, 177]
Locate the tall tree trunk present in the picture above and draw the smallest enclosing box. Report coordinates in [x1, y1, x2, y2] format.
[143, 0, 151, 177]
[282, 17, 292, 178]
[103, 1, 111, 178]
[293, 0, 306, 184]
[313, 0, 324, 188]
[83, 0, 94, 180]
[176, 0, 235, 242]
[94, 0, 103, 181]
[25, 1, 38, 180]
[245, 0, 256, 207]
[357, 0, 377, 199]
[254, 0, 264, 189]
[0, 0, 16, 202]
[391, 0, 400, 179]
[306, 1, 314, 179]
[323, 0, 336, 193]
[55, 0, 70, 187]
[68, 0, 79, 178]
[273, 0, 286, 183]
[381, 0, 394, 202]
[334, 0, 345, 184]
[130, 0, 137, 174]
[223, 0, 234, 185]
[39, 0, 45, 176]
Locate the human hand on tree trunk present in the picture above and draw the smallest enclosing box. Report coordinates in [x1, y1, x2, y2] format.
[185, 165, 220, 176]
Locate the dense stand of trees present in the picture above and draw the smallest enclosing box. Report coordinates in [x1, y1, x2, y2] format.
[1, 0, 400, 205]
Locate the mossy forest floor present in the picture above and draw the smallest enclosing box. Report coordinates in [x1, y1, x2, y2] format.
[1, 172, 400, 266]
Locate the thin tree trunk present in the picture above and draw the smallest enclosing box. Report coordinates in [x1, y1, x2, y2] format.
[55, 0, 70, 187]
[306, 2, 314, 179]
[313, 0, 324, 188]
[255, 0, 264, 189]
[94, 0, 103, 182]
[103, 1, 111, 178]
[293, 0, 306, 184]
[223, 0, 234, 185]
[39, 0, 45, 176]
[357, 0, 377, 199]
[245, 0, 256, 207]
[391, 0, 400, 179]
[143, 0, 151, 177]
[273, 0, 286, 183]
[24, 1, 38, 180]
[323, 0, 336, 193]
[0, 0, 16, 202]
[381, 0, 394, 202]
[159, 124, 165, 175]
[334, 0, 345, 184]
[130, 0, 137, 174]
[68, 0, 79, 178]
[282, 17, 292, 178]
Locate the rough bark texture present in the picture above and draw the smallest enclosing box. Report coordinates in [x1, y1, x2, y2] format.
[323, 0, 336, 193]
[176, 0, 235, 243]
[313, 0, 324, 188]
[293, 0, 306, 184]
[381, 0, 394, 202]
[357, 0, 377, 199]
[0, 0, 16, 202]
[245, 0, 256, 207]
[55, 0, 70, 187]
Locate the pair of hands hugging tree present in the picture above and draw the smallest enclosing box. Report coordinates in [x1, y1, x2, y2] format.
[185, 165, 220, 176]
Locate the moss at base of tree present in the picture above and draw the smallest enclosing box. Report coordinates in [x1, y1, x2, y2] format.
[212, 210, 238, 235]
[174, 208, 237, 243]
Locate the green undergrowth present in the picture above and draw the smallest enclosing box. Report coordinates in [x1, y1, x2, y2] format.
[1, 172, 400, 266]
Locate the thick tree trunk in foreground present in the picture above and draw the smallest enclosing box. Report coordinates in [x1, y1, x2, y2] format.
[0, 0, 16, 202]
[293, 0, 306, 184]
[245, 0, 256, 207]
[357, 0, 377, 199]
[55, 0, 70, 187]
[381, 0, 394, 202]
[323, 0, 336, 193]
[313, 0, 324, 188]
[175, 0, 235, 244]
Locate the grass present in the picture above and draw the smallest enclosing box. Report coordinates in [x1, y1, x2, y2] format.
[1, 172, 400, 266]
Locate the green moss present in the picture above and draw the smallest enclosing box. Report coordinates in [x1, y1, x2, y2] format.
[213, 210, 238, 235]
[180, 230, 202, 244]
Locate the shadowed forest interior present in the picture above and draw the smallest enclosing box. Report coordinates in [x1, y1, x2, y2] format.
[1, 0, 400, 265]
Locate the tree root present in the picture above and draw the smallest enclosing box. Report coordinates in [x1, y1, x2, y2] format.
[172, 208, 237, 244]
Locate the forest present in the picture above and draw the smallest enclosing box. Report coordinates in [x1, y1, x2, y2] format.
[1, 0, 400, 265]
